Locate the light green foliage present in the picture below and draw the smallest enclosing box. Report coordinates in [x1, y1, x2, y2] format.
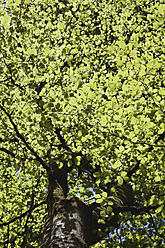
[0, 0, 165, 247]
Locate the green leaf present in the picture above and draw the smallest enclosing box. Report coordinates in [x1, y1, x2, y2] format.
[107, 206, 113, 214]
[155, 206, 163, 213]
[100, 210, 106, 217]
[102, 192, 108, 198]
[88, 92, 96, 100]
[149, 195, 156, 205]
[157, 4, 165, 14]
[95, 194, 101, 199]
[69, 97, 77, 105]
[96, 198, 103, 204]
[98, 219, 105, 225]
[68, 160, 73, 167]
[118, 41, 125, 48]
[117, 176, 123, 185]
[112, 161, 121, 169]
[155, 175, 161, 182]
[121, 171, 127, 177]
[16, 0, 21, 4]
[111, 188, 116, 193]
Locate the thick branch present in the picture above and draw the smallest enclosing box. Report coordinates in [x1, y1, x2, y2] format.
[88, 201, 162, 245]
[115, 204, 161, 215]
[0, 105, 49, 172]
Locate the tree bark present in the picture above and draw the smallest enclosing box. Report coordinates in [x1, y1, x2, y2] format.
[41, 160, 90, 247]
[41, 160, 134, 247]
[42, 197, 89, 248]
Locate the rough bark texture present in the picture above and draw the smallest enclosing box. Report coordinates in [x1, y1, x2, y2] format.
[42, 160, 90, 247]
[41, 160, 134, 247]
[42, 198, 89, 248]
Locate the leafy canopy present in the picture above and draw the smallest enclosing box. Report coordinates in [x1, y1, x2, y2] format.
[0, 0, 165, 247]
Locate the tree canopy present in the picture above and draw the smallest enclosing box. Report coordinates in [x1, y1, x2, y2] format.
[0, 0, 165, 247]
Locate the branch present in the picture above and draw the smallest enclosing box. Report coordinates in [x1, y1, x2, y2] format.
[0, 200, 46, 227]
[20, 192, 35, 247]
[127, 131, 165, 178]
[0, 137, 19, 143]
[36, 81, 47, 95]
[88, 200, 162, 246]
[0, 50, 24, 90]
[0, 105, 49, 172]
[55, 128, 72, 152]
[0, 147, 15, 157]
[148, 212, 165, 241]
[0, 77, 12, 84]
[115, 204, 161, 215]
[154, 131, 165, 145]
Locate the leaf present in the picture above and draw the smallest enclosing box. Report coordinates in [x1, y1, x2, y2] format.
[121, 171, 127, 177]
[96, 198, 103, 204]
[69, 97, 77, 106]
[155, 206, 163, 213]
[112, 161, 121, 169]
[58, 162, 63, 169]
[107, 206, 113, 214]
[0, 15, 11, 26]
[157, 4, 165, 14]
[117, 176, 123, 185]
[88, 92, 96, 100]
[95, 194, 101, 199]
[82, 85, 90, 93]
[155, 175, 161, 182]
[71, 48, 79, 54]
[102, 192, 108, 198]
[100, 210, 106, 217]
[98, 219, 105, 224]
[68, 160, 73, 167]
[149, 195, 156, 205]
[118, 41, 125, 48]
[15, 0, 21, 4]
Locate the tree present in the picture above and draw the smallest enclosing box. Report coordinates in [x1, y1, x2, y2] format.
[0, 0, 165, 247]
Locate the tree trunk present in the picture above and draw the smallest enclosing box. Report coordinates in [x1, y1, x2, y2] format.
[41, 160, 134, 247]
[41, 197, 89, 248]
[41, 160, 90, 248]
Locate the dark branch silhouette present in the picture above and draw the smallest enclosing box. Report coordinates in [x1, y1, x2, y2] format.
[115, 204, 161, 215]
[0, 105, 49, 172]
[55, 128, 72, 152]
[0, 148, 15, 157]
[0, 201, 46, 227]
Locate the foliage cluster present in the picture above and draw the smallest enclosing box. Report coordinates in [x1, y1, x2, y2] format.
[0, 0, 165, 247]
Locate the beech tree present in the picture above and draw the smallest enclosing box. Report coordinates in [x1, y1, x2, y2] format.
[0, 0, 165, 247]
